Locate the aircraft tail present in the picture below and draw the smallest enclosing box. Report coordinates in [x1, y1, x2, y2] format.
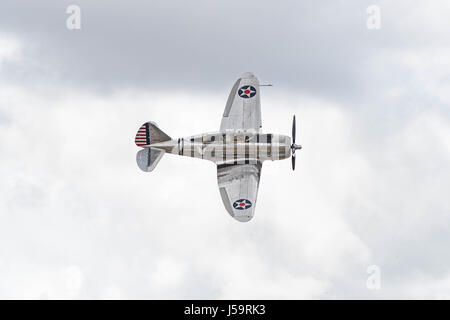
[136, 147, 165, 172]
[135, 122, 171, 172]
[135, 122, 171, 147]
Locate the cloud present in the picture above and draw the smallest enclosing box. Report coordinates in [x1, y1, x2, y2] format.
[1, 82, 449, 299]
[5, 0, 449, 99]
[0, 33, 21, 63]
[1, 1, 450, 299]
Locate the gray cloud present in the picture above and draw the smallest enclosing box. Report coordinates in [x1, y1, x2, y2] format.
[0, 1, 405, 97]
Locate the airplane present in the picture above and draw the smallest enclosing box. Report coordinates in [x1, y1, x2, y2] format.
[135, 72, 302, 222]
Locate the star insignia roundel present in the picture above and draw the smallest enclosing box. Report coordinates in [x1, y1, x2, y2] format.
[233, 199, 252, 210]
[238, 85, 257, 98]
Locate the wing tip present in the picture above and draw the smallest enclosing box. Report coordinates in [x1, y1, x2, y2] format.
[233, 213, 255, 222]
[240, 72, 256, 79]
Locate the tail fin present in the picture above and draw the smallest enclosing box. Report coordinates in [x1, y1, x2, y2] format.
[136, 147, 165, 172]
[135, 122, 171, 147]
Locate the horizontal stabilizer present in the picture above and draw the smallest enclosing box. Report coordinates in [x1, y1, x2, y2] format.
[136, 147, 165, 172]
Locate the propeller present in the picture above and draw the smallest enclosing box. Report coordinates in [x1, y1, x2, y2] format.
[291, 115, 302, 170]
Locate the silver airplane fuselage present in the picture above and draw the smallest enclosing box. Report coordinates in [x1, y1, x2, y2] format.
[150, 130, 291, 164]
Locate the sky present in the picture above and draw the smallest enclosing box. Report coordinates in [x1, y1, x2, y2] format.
[1, 0, 450, 299]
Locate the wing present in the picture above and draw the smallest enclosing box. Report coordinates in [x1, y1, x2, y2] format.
[220, 72, 262, 131]
[217, 162, 262, 222]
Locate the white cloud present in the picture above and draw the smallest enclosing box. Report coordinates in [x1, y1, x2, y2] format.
[0, 34, 21, 64]
[1, 83, 449, 299]
[1, 1, 450, 299]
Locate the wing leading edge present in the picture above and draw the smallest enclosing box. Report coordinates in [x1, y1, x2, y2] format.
[217, 162, 262, 222]
[220, 72, 262, 131]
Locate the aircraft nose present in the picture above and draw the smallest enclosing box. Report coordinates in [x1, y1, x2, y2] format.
[286, 136, 292, 158]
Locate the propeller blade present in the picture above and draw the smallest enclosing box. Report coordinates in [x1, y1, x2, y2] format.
[291, 154, 296, 171]
[292, 115, 296, 144]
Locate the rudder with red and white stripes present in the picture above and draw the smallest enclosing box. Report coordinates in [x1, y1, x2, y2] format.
[135, 123, 150, 146]
[135, 122, 171, 147]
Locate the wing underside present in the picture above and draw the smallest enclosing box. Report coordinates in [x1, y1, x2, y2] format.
[217, 162, 262, 222]
[220, 72, 262, 131]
